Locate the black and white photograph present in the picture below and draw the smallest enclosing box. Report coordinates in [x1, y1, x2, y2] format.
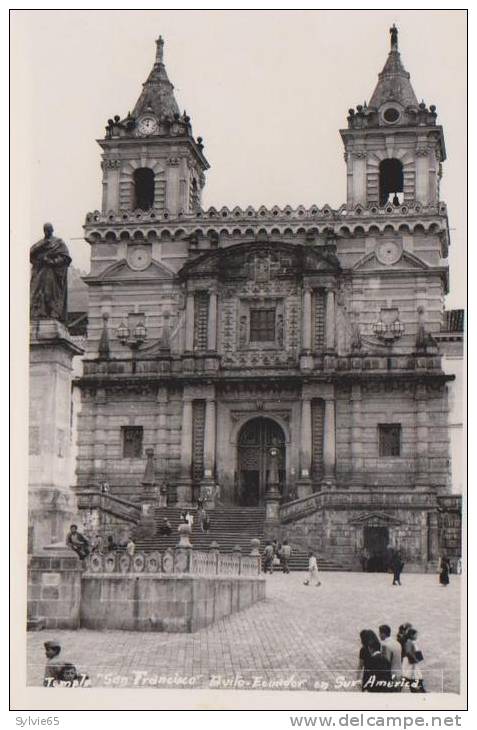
[10, 8, 467, 712]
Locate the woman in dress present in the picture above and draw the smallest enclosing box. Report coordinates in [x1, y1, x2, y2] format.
[402, 628, 425, 692]
[358, 629, 380, 691]
[439, 554, 451, 586]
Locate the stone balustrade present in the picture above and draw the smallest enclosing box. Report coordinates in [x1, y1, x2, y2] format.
[80, 352, 446, 380]
[280, 488, 441, 523]
[84, 547, 261, 577]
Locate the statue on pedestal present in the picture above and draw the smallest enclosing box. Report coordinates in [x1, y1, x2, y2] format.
[30, 223, 71, 323]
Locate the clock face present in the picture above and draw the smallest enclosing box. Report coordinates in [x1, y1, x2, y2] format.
[376, 240, 402, 266]
[128, 246, 151, 271]
[137, 116, 158, 136]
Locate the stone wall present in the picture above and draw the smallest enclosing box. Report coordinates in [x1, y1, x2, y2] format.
[80, 574, 265, 632]
[27, 553, 82, 630]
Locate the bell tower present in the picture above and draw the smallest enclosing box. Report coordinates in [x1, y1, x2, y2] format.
[99, 36, 209, 217]
[340, 25, 446, 208]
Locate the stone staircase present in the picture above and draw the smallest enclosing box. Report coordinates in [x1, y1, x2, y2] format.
[133, 506, 347, 571]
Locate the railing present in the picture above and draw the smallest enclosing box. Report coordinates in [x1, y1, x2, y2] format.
[280, 489, 441, 523]
[83, 547, 261, 577]
[76, 490, 142, 524]
[84, 201, 447, 226]
[79, 352, 446, 378]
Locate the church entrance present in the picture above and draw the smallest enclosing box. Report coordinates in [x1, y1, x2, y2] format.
[363, 526, 390, 572]
[237, 418, 285, 506]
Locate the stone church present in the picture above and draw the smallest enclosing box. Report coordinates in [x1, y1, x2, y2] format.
[73, 27, 461, 570]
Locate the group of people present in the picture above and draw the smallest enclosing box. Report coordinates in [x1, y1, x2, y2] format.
[66, 524, 136, 560]
[262, 539, 292, 574]
[359, 623, 425, 693]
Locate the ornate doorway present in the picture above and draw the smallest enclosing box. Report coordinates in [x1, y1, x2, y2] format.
[363, 526, 389, 572]
[237, 418, 285, 506]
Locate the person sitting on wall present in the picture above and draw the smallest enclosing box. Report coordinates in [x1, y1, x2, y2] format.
[106, 535, 117, 552]
[65, 524, 90, 560]
[126, 538, 136, 556]
[90, 534, 103, 554]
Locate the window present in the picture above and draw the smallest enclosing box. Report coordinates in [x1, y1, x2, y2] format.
[378, 424, 401, 457]
[133, 168, 155, 210]
[379, 158, 403, 206]
[122, 426, 143, 458]
[250, 308, 276, 342]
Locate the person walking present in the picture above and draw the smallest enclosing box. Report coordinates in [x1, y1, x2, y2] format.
[304, 551, 321, 586]
[362, 634, 392, 692]
[391, 549, 404, 586]
[439, 554, 451, 586]
[402, 628, 425, 692]
[281, 540, 292, 573]
[379, 624, 403, 691]
[358, 630, 379, 690]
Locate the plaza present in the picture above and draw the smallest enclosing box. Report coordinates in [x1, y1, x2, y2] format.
[27, 571, 461, 693]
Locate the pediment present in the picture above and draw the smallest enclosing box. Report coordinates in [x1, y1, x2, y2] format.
[179, 241, 341, 280]
[352, 250, 429, 273]
[348, 511, 402, 527]
[86, 258, 174, 283]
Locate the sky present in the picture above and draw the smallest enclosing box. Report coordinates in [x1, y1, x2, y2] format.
[11, 9, 467, 307]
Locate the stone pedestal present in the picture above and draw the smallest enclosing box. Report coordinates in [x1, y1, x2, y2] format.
[29, 320, 84, 552]
[296, 478, 312, 500]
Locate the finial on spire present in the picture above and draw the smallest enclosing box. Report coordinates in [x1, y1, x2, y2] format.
[390, 24, 398, 51]
[155, 35, 164, 64]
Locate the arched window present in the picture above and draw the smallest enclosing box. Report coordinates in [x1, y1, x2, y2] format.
[379, 159, 403, 206]
[133, 168, 155, 210]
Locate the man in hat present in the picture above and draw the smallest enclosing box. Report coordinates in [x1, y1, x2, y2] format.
[43, 641, 65, 686]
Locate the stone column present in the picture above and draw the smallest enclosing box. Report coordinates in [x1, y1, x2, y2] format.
[415, 384, 429, 489]
[176, 395, 193, 504]
[325, 289, 336, 351]
[203, 397, 216, 482]
[156, 387, 168, 478]
[296, 397, 312, 499]
[350, 384, 364, 487]
[185, 292, 195, 352]
[29, 320, 84, 552]
[302, 286, 312, 351]
[207, 290, 218, 351]
[323, 396, 336, 487]
[427, 511, 439, 562]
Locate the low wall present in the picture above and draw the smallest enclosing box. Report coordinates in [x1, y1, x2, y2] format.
[80, 573, 265, 632]
[27, 544, 265, 633]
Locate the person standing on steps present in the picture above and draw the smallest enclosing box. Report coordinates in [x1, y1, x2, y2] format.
[263, 541, 274, 574]
[304, 551, 321, 586]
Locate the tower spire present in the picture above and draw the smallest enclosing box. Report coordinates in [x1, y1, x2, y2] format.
[155, 35, 164, 65]
[132, 36, 180, 121]
[390, 23, 398, 51]
[368, 26, 418, 109]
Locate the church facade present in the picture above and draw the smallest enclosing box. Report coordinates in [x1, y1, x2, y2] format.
[75, 29, 460, 569]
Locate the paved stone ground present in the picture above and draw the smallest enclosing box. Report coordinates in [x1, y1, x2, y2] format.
[27, 572, 461, 693]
